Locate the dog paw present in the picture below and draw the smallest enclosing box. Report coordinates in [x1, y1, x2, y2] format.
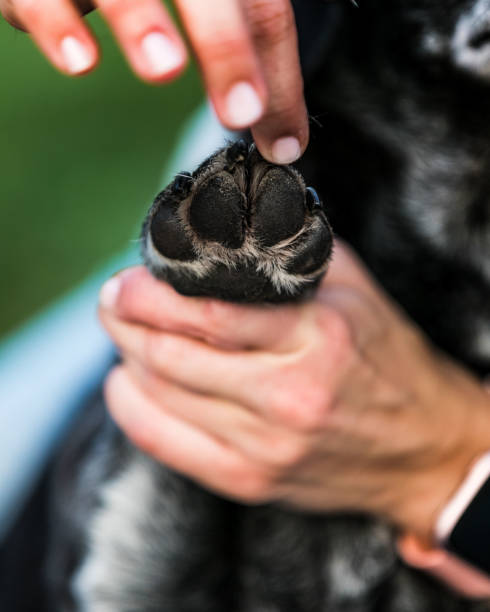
[141, 141, 333, 303]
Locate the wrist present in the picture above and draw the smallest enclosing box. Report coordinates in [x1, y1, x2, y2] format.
[393, 369, 490, 542]
[393, 366, 490, 598]
[397, 452, 490, 598]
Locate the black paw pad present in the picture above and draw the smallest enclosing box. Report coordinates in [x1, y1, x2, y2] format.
[142, 142, 333, 304]
[252, 168, 306, 247]
[150, 203, 196, 261]
[189, 172, 246, 249]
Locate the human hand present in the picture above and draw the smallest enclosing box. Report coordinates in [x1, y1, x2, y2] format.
[98, 241, 490, 541]
[1, 0, 308, 164]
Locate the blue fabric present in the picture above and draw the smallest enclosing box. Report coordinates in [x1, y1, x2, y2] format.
[0, 104, 228, 541]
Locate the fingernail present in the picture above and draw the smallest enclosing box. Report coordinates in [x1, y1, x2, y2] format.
[60, 36, 92, 74]
[141, 32, 184, 75]
[100, 276, 121, 310]
[224, 81, 264, 128]
[271, 137, 301, 165]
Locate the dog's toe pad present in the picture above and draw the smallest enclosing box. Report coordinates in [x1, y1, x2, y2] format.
[252, 168, 305, 247]
[189, 173, 245, 249]
[150, 204, 196, 261]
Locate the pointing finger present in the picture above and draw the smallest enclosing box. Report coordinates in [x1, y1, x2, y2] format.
[175, 0, 267, 129]
[245, 0, 309, 164]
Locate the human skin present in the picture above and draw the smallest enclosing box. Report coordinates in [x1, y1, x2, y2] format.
[0, 0, 308, 164]
[99, 241, 490, 543]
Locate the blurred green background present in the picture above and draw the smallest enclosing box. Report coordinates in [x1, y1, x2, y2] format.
[0, 11, 202, 340]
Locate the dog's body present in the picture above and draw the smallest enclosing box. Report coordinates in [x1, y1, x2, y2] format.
[5, 0, 490, 610]
[298, 0, 490, 377]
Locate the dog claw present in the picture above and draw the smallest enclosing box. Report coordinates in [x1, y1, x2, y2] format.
[306, 186, 324, 212]
[173, 171, 193, 196]
[225, 139, 248, 168]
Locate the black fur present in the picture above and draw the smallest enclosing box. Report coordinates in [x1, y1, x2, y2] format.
[296, 0, 490, 376]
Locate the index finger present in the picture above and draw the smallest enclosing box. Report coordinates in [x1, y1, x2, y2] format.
[175, 0, 268, 130]
[99, 266, 305, 350]
[245, 0, 309, 164]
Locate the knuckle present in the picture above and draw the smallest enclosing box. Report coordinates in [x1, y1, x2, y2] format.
[265, 311, 356, 433]
[98, 0, 158, 36]
[319, 306, 355, 357]
[265, 95, 304, 121]
[12, 0, 40, 23]
[239, 473, 273, 504]
[268, 371, 332, 432]
[224, 461, 273, 503]
[199, 298, 233, 336]
[267, 436, 307, 469]
[247, 0, 295, 46]
[97, 0, 127, 19]
[199, 35, 250, 68]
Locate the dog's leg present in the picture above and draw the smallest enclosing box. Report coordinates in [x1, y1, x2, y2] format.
[72, 450, 234, 612]
[46, 392, 234, 612]
[55, 141, 332, 612]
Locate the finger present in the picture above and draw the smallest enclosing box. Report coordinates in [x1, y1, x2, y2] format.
[244, 0, 309, 164]
[99, 266, 304, 350]
[2, 0, 96, 27]
[94, 0, 187, 82]
[100, 308, 276, 410]
[175, 0, 267, 130]
[5, 0, 98, 75]
[124, 358, 292, 466]
[126, 358, 310, 472]
[100, 306, 343, 434]
[1, 0, 27, 30]
[105, 365, 275, 503]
